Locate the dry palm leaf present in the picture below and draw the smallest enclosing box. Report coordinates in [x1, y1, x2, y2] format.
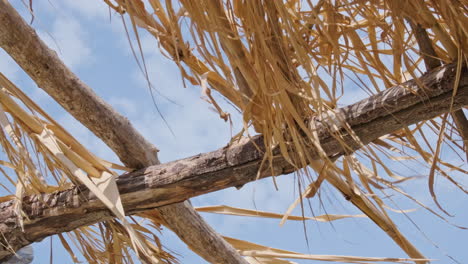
[101, 0, 467, 262]
[195, 205, 366, 222]
[1, 0, 467, 263]
[0, 73, 175, 263]
[224, 236, 431, 263]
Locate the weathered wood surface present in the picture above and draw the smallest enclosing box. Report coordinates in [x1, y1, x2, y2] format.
[407, 19, 468, 160]
[0, 1, 247, 263]
[0, 62, 466, 260]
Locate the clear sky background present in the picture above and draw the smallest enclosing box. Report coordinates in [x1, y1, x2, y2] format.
[0, 1, 467, 263]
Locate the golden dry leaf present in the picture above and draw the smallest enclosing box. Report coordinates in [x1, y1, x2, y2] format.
[196, 205, 366, 222]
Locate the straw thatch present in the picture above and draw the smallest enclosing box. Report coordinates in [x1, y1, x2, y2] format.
[0, 0, 467, 263]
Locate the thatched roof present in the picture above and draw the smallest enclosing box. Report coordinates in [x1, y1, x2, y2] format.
[0, 0, 466, 263]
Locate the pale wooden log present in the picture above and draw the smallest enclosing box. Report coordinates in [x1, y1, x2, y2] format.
[0, 1, 247, 263]
[0, 62, 466, 260]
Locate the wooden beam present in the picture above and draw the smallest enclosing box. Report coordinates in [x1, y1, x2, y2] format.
[0, 62, 466, 260]
[407, 19, 468, 161]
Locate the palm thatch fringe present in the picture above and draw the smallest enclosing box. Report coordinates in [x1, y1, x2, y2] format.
[0, 0, 467, 263]
[0, 62, 465, 262]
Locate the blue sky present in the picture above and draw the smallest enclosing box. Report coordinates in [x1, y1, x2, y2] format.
[0, 1, 467, 263]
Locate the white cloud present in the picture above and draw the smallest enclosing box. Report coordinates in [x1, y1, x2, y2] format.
[122, 43, 246, 162]
[60, 0, 109, 20]
[108, 97, 138, 117]
[38, 17, 93, 70]
[0, 49, 20, 81]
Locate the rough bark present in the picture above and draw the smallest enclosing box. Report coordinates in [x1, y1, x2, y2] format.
[408, 19, 468, 159]
[0, 62, 466, 260]
[0, 1, 247, 263]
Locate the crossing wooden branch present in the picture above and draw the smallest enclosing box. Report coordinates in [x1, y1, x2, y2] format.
[407, 19, 468, 160]
[0, 62, 466, 261]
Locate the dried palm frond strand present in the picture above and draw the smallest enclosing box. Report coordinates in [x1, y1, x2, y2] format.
[0, 73, 172, 263]
[103, 0, 467, 262]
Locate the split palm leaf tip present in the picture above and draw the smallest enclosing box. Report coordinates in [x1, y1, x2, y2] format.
[0, 0, 466, 263]
[0, 74, 175, 263]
